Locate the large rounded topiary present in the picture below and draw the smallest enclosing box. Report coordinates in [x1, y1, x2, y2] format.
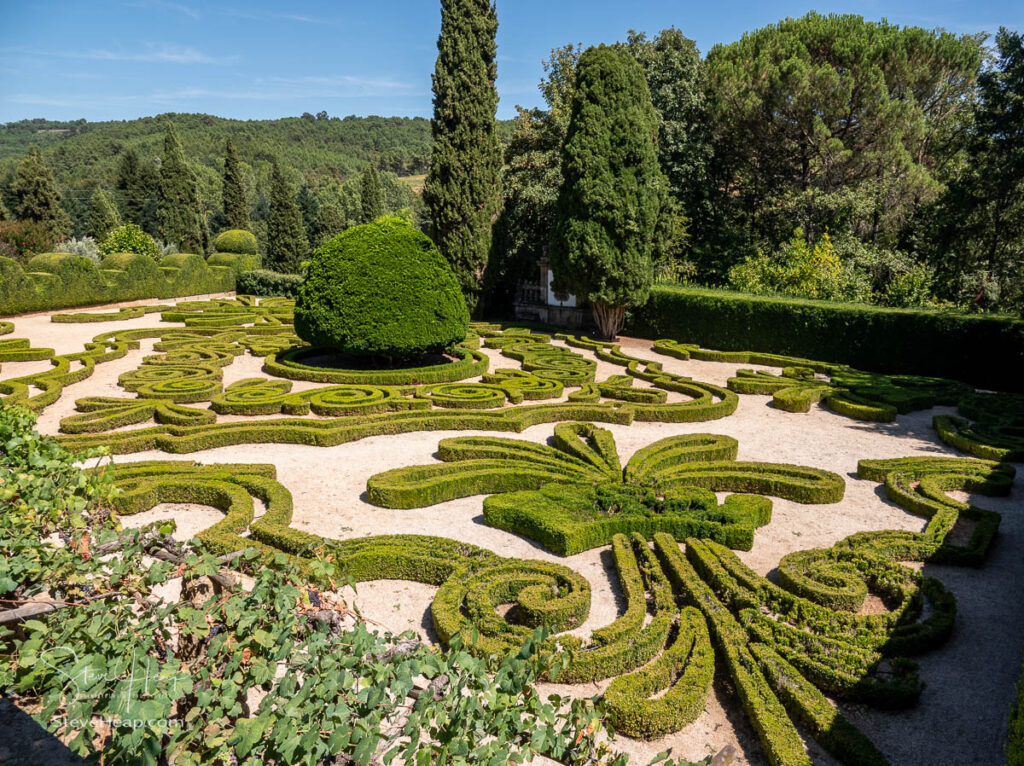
[213, 229, 259, 255]
[295, 218, 469, 359]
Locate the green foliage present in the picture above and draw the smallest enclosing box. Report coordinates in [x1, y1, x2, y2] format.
[114, 147, 159, 232]
[221, 136, 250, 230]
[0, 219, 55, 260]
[294, 217, 469, 358]
[157, 123, 208, 253]
[424, 0, 503, 314]
[553, 45, 670, 338]
[922, 28, 1024, 314]
[213, 228, 258, 255]
[11, 145, 72, 241]
[934, 393, 1024, 462]
[728, 230, 870, 302]
[88, 187, 121, 241]
[99, 222, 160, 258]
[267, 159, 308, 272]
[624, 28, 710, 238]
[632, 285, 1024, 393]
[236, 268, 304, 298]
[701, 12, 983, 278]
[0, 251, 245, 315]
[359, 164, 384, 223]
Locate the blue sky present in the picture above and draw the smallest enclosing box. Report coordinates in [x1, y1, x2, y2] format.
[1, 0, 1021, 123]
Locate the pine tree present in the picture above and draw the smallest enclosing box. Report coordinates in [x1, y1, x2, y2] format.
[359, 165, 384, 223]
[552, 45, 670, 339]
[222, 137, 250, 230]
[89, 188, 121, 241]
[11, 145, 72, 240]
[267, 159, 308, 272]
[423, 0, 502, 314]
[157, 123, 207, 253]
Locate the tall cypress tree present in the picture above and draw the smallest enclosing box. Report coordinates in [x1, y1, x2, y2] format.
[359, 165, 384, 223]
[267, 159, 308, 272]
[222, 137, 250, 230]
[552, 45, 670, 339]
[12, 145, 72, 240]
[423, 0, 502, 313]
[157, 123, 207, 253]
[116, 148, 157, 231]
[89, 188, 121, 240]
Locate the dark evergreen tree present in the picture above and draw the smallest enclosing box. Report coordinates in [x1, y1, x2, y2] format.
[222, 137, 250, 231]
[296, 183, 321, 249]
[423, 0, 502, 313]
[267, 159, 308, 272]
[11, 145, 71, 240]
[115, 148, 158, 232]
[157, 123, 207, 253]
[89, 187, 121, 241]
[552, 45, 670, 339]
[359, 165, 385, 223]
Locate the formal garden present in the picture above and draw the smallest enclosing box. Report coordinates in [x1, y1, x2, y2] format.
[2, 4, 1024, 766]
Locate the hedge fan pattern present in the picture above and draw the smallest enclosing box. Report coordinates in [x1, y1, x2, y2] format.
[366, 423, 844, 555]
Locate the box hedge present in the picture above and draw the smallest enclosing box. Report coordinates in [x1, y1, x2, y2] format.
[0, 251, 253, 315]
[631, 286, 1024, 393]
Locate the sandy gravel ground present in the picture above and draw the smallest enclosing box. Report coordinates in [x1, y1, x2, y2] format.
[5, 299, 1023, 766]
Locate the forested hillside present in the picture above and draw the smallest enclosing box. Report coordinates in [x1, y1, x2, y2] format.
[0, 113, 436, 183]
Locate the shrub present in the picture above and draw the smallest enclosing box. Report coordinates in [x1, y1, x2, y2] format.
[55, 236, 101, 263]
[214, 228, 259, 255]
[294, 217, 469, 358]
[728, 230, 871, 302]
[0, 219, 55, 260]
[99, 223, 160, 259]
[237, 268, 304, 297]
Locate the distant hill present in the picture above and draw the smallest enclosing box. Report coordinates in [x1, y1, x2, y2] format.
[0, 113, 446, 189]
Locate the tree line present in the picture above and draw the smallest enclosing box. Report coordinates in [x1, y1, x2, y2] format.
[2, 8, 1021, 325]
[444, 11, 1024, 324]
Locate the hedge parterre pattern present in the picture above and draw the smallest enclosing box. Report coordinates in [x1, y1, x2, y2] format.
[101, 450, 1016, 764]
[12, 299, 741, 453]
[366, 424, 843, 555]
[650, 337, 1022, 461]
[5, 295, 1021, 760]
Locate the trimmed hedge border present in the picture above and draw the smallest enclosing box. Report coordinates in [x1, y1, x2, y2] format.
[631, 285, 1024, 393]
[0, 252, 253, 316]
[264, 344, 489, 385]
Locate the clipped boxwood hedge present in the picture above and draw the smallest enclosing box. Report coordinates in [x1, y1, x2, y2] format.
[0, 252, 253, 316]
[236, 268, 304, 298]
[630, 285, 1024, 393]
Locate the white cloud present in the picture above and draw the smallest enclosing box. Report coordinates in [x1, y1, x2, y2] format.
[2, 44, 235, 65]
[124, 0, 201, 20]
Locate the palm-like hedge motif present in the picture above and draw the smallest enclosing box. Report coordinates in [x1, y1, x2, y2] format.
[366, 423, 845, 554]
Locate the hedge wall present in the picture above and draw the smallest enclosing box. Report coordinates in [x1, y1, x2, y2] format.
[630, 286, 1024, 393]
[0, 251, 253, 316]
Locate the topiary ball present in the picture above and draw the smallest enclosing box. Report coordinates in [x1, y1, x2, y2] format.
[295, 218, 469, 358]
[213, 229, 259, 255]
